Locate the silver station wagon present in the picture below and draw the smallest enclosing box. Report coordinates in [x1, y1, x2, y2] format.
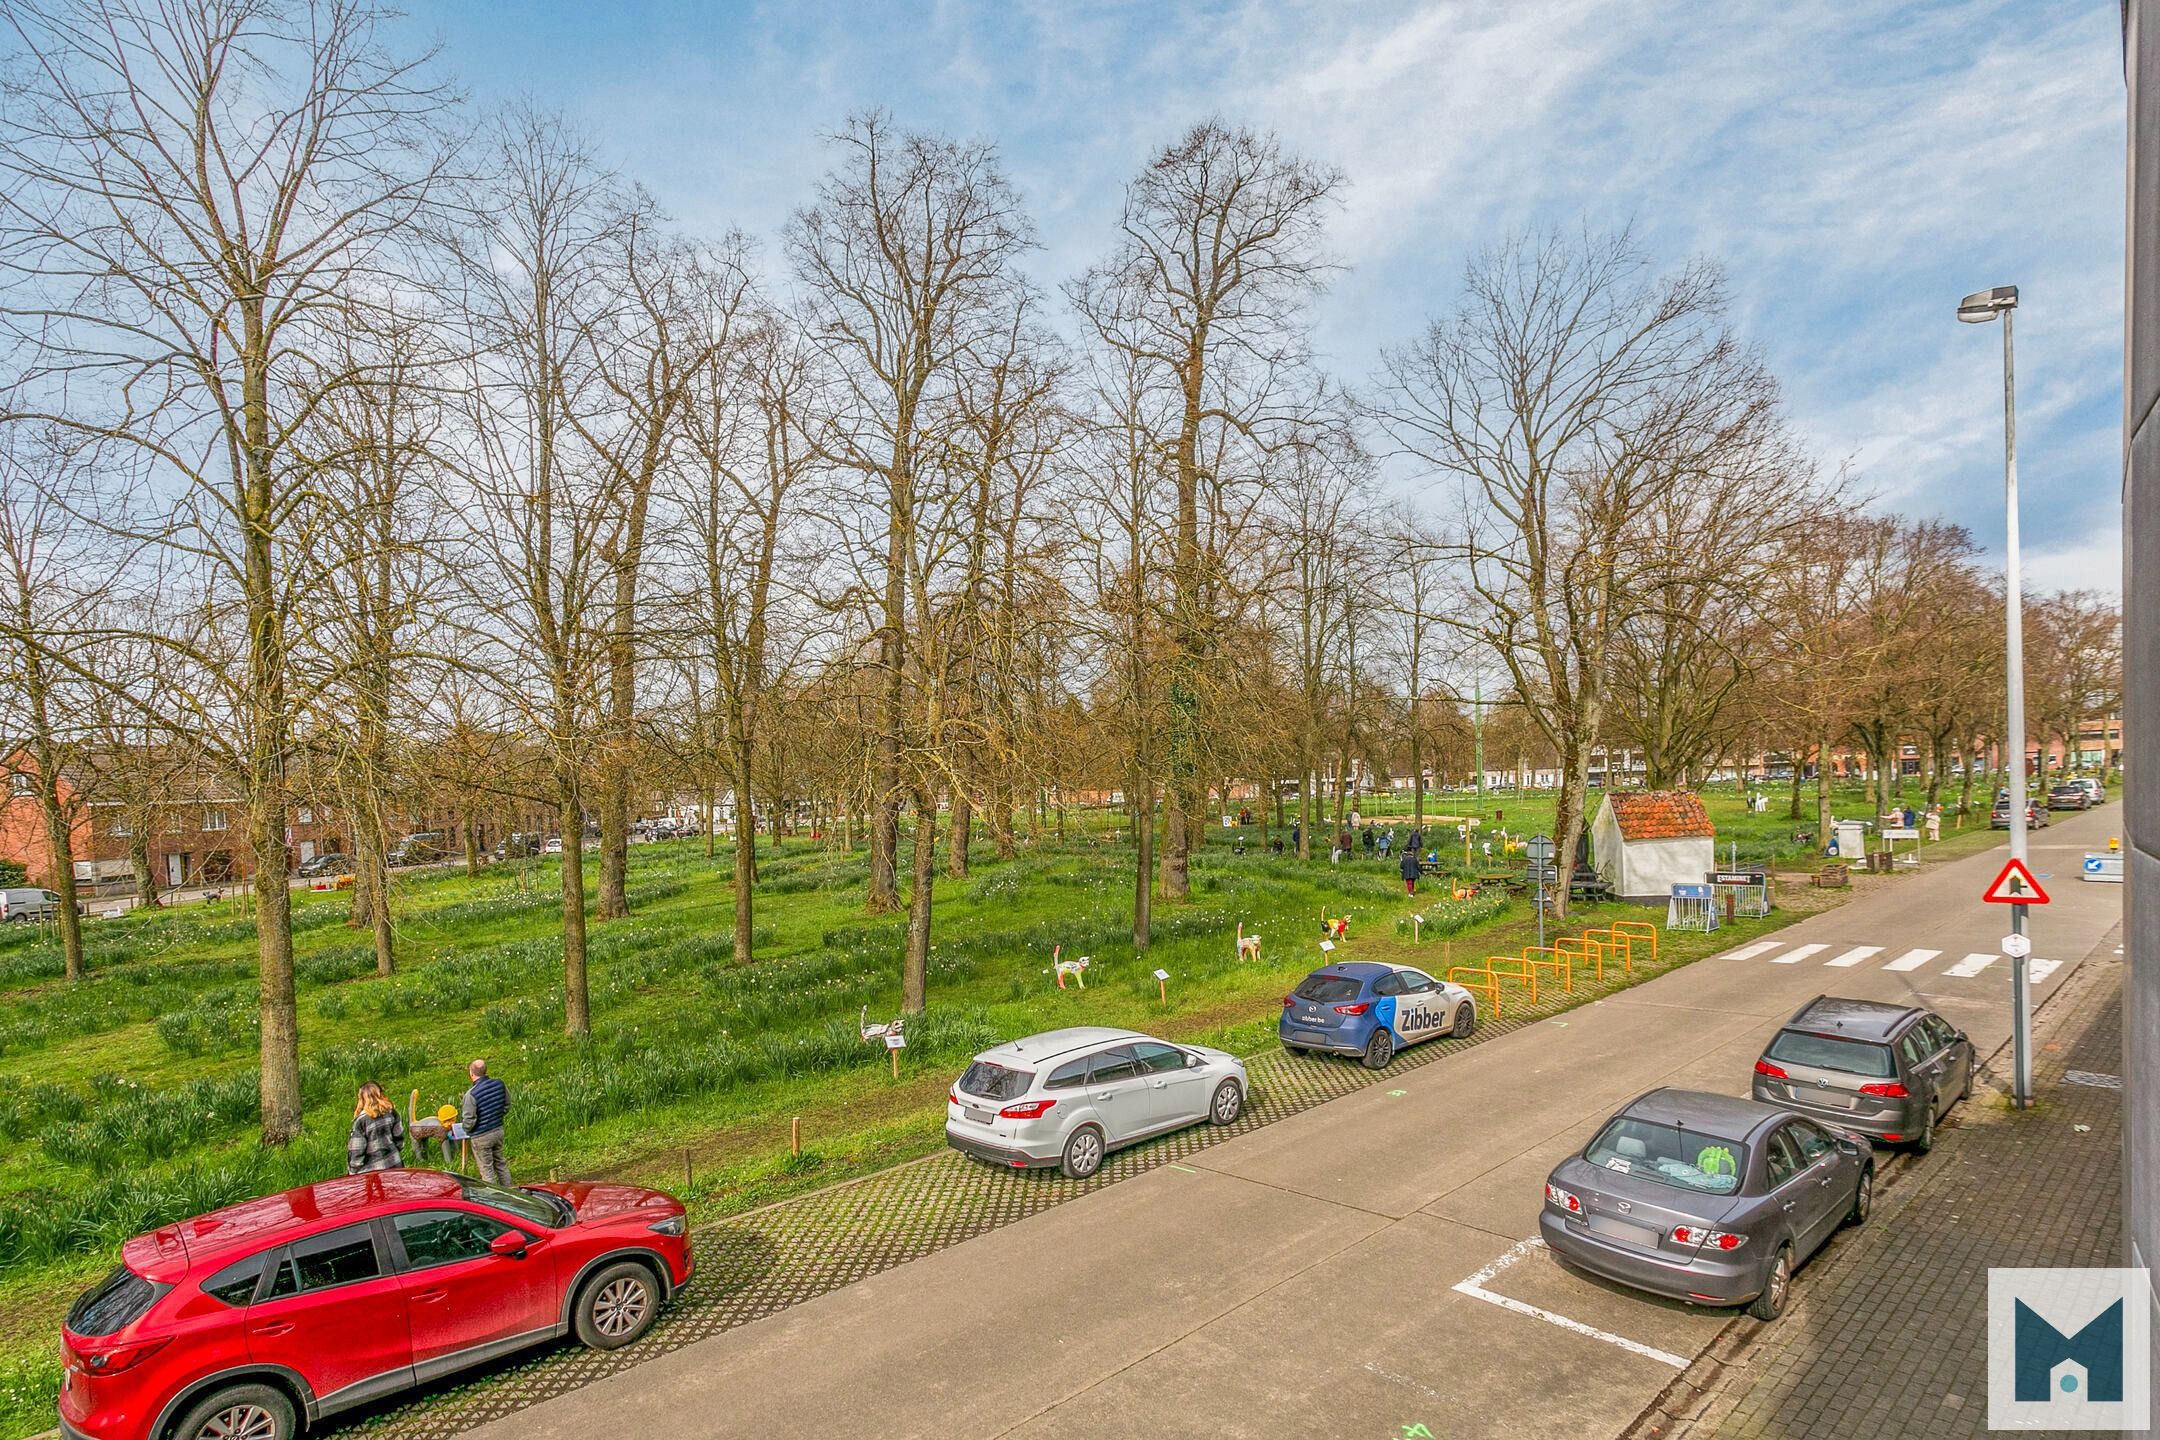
[1542, 1089, 1872, 1320]
[946, 1027, 1248, 1179]
[1751, 996, 1975, 1151]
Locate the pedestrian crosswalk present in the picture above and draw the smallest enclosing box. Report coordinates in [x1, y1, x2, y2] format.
[1715, 937, 2067, 981]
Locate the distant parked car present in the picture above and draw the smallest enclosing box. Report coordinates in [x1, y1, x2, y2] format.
[58, 1171, 691, 1440]
[2076, 776, 2106, 806]
[946, 1027, 1247, 1179]
[2047, 782, 2091, 811]
[1279, 961, 1480, 1068]
[1751, 996, 1974, 1151]
[386, 831, 447, 867]
[495, 832, 545, 860]
[542, 836, 564, 855]
[1989, 794, 2050, 829]
[295, 852, 350, 878]
[1541, 1089, 1871, 1321]
[0, 887, 63, 922]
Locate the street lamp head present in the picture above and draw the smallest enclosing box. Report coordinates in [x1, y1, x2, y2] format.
[1957, 285, 2019, 323]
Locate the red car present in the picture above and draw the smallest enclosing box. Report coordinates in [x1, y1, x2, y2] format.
[59, 1170, 691, 1440]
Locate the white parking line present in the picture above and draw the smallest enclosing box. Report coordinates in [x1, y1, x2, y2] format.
[1451, 1237, 1690, 1370]
[1884, 948, 1940, 972]
[1772, 943, 1828, 964]
[1719, 941, 1783, 961]
[2029, 958, 2063, 984]
[1824, 945, 1882, 968]
[1944, 953, 1999, 978]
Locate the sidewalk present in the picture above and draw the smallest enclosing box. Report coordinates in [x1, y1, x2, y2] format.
[1632, 933, 2127, 1440]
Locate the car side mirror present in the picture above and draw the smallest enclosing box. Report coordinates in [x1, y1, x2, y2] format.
[488, 1231, 529, 1260]
[1838, 1138, 1864, 1157]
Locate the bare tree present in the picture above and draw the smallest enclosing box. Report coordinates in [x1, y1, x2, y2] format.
[1072, 121, 1340, 902]
[789, 112, 1034, 922]
[1377, 227, 1774, 916]
[0, 0, 451, 1140]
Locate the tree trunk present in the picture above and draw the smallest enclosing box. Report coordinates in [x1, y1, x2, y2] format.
[901, 789, 936, 1013]
[353, 811, 393, 977]
[26, 712, 83, 981]
[558, 788, 592, 1036]
[1815, 737, 1834, 848]
[129, 831, 158, 908]
[947, 786, 971, 879]
[597, 779, 629, 920]
[1549, 736, 1591, 920]
[1132, 778, 1153, 950]
[1786, 750, 1805, 820]
[462, 816, 480, 877]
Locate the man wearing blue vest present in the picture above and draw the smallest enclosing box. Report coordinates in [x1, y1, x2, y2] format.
[460, 1057, 512, 1185]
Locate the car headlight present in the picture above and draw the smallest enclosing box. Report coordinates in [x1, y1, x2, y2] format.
[648, 1214, 687, 1236]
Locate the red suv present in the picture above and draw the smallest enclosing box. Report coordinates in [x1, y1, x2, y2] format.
[58, 1170, 692, 1440]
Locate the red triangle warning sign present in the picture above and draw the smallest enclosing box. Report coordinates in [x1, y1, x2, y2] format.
[1982, 857, 2050, 905]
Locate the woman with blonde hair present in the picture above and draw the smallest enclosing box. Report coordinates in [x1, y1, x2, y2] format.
[346, 1081, 408, 1175]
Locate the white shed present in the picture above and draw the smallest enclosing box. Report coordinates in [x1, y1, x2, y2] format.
[1591, 792, 1717, 903]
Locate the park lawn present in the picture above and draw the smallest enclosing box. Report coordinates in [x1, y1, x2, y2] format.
[0, 780, 1984, 1437]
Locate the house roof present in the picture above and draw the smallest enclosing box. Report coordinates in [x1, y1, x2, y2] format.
[1604, 791, 1715, 842]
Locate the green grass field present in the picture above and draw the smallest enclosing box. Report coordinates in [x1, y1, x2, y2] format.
[0, 781, 2011, 1436]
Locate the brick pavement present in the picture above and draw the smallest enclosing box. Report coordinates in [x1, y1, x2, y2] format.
[1634, 935, 2127, 1440]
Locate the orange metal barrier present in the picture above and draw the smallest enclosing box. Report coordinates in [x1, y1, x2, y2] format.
[1518, 945, 1574, 995]
[1556, 934, 1606, 982]
[1445, 967, 1502, 1020]
[1611, 920, 1658, 966]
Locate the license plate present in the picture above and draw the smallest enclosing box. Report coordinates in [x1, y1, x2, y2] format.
[1587, 1215, 1660, 1248]
[964, 1107, 994, 1125]
[1809, 1092, 1859, 1111]
[1293, 1031, 1327, 1046]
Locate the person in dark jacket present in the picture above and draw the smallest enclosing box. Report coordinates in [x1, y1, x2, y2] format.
[461, 1058, 513, 1185]
[1406, 827, 1424, 857]
[1399, 847, 1421, 896]
[347, 1082, 407, 1175]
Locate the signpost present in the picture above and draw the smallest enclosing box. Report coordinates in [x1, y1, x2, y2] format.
[1983, 856, 2048, 1107]
[1526, 834, 1554, 949]
[1153, 968, 1170, 1006]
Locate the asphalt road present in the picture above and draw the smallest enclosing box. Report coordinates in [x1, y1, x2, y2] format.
[460, 807, 2127, 1440]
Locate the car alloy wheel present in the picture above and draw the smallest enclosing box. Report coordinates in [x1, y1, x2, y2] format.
[1913, 1106, 1936, 1155]
[1361, 1030, 1395, 1069]
[1450, 1002, 1475, 1038]
[1209, 1079, 1242, 1125]
[592, 1275, 651, 1339]
[1749, 1247, 1793, 1321]
[1850, 1166, 1873, 1225]
[196, 1405, 279, 1440]
[1061, 1125, 1104, 1179]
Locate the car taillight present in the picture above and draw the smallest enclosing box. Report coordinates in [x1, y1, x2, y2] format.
[998, 1098, 1057, 1120]
[1859, 1081, 1909, 1098]
[1545, 1183, 1581, 1214]
[1754, 1060, 1788, 1080]
[949, 1092, 961, 1106]
[1333, 1002, 1370, 1015]
[80, 1337, 169, 1376]
[1282, 995, 1296, 1007]
[1671, 1226, 1747, 1251]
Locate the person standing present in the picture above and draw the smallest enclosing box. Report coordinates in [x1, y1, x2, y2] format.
[1348, 806, 1361, 831]
[461, 1059, 512, 1186]
[1399, 847, 1421, 896]
[346, 1082, 407, 1175]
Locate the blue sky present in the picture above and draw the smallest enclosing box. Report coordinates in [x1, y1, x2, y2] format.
[402, 0, 2127, 591]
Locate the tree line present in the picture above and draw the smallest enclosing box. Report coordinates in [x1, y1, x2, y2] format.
[0, 1, 2120, 1147]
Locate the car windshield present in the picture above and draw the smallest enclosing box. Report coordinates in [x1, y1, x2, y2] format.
[458, 1176, 569, 1228]
[1583, 1116, 1747, 1195]
[1766, 1030, 1896, 1077]
[957, 1061, 1034, 1102]
[1293, 974, 1363, 1003]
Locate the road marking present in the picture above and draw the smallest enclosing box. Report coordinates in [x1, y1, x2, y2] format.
[1452, 1237, 1689, 1370]
[1719, 941, 1783, 961]
[2029, 958, 2063, 984]
[1824, 945, 1882, 968]
[1772, 943, 1828, 964]
[1944, 953, 1998, 978]
[1884, 948, 1940, 972]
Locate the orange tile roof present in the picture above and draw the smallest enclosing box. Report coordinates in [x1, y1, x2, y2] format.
[1606, 791, 1715, 841]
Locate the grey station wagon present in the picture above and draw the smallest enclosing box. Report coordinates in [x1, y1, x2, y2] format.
[1542, 1089, 1871, 1320]
[1751, 996, 1974, 1151]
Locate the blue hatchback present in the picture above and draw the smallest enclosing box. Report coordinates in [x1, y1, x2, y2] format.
[1279, 961, 1480, 1069]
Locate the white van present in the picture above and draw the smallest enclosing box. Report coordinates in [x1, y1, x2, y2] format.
[0, 887, 63, 922]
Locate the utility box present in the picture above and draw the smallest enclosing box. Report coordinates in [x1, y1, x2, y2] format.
[1830, 820, 1868, 859]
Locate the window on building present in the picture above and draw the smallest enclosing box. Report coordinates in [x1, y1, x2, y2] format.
[7, 773, 32, 798]
[296, 806, 314, 824]
[202, 809, 228, 832]
[106, 815, 131, 838]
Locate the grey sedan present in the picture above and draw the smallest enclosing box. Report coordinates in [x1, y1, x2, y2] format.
[1541, 1089, 1872, 1320]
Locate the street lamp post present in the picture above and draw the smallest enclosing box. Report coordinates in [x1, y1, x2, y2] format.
[1958, 283, 2031, 1109]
